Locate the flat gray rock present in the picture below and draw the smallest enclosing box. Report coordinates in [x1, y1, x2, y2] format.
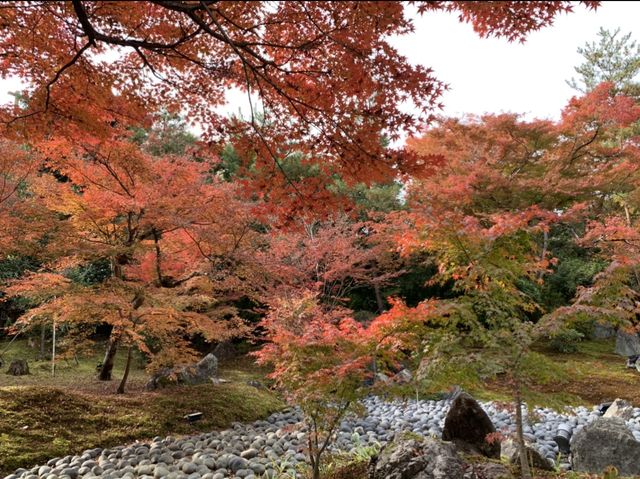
[370, 436, 464, 479]
[571, 417, 640, 476]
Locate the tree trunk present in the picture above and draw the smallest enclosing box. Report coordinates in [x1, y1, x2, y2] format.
[39, 324, 46, 360]
[99, 335, 118, 381]
[374, 283, 385, 313]
[153, 228, 163, 286]
[514, 377, 532, 479]
[116, 346, 133, 394]
[537, 229, 549, 280]
[372, 283, 385, 385]
[51, 316, 56, 377]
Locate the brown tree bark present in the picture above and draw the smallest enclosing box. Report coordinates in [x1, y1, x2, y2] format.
[116, 346, 133, 394]
[374, 283, 385, 313]
[99, 334, 118, 381]
[514, 375, 532, 479]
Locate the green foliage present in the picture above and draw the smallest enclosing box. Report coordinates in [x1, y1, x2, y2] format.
[319, 434, 380, 479]
[216, 143, 243, 181]
[348, 254, 447, 313]
[64, 259, 112, 286]
[548, 328, 584, 353]
[132, 111, 198, 156]
[277, 152, 321, 181]
[0, 256, 40, 327]
[542, 226, 607, 309]
[329, 179, 404, 214]
[386, 255, 450, 306]
[0, 255, 39, 281]
[567, 27, 640, 95]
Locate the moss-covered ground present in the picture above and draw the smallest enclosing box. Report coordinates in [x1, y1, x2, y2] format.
[0, 340, 283, 475]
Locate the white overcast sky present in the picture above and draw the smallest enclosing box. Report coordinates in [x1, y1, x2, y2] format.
[1, 2, 639, 127]
[391, 1, 640, 120]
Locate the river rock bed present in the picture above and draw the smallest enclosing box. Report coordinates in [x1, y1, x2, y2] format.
[5, 397, 640, 479]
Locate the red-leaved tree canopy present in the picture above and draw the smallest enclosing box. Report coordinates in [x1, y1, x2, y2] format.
[0, 1, 597, 202]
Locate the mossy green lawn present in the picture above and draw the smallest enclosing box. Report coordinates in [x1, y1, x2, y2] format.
[0, 341, 283, 475]
[403, 338, 640, 409]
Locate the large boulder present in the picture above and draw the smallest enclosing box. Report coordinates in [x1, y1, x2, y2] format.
[501, 439, 554, 471]
[212, 341, 238, 360]
[146, 353, 218, 390]
[193, 353, 218, 379]
[592, 322, 615, 339]
[615, 330, 640, 356]
[7, 359, 29, 376]
[442, 392, 500, 458]
[571, 417, 640, 476]
[392, 368, 413, 384]
[369, 435, 465, 479]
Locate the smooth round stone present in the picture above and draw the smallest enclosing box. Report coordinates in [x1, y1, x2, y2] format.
[91, 465, 104, 475]
[60, 468, 78, 479]
[228, 456, 248, 472]
[249, 462, 266, 475]
[240, 448, 259, 459]
[38, 466, 52, 476]
[145, 464, 165, 478]
[137, 465, 155, 476]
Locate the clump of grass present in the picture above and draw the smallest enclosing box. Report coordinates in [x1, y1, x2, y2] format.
[318, 433, 380, 479]
[320, 460, 369, 479]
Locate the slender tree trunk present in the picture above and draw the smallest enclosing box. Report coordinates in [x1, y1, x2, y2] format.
[308, 420, 320, 479]
[100, 255, 127, 381]
[537, 229, 549, 280]
[153, 229, 163, 287]
[99, 335, 118, 381]
[372, 283, 385, 384]
[117, 346, 133, 394]
[39, 324, 46, 360]
[51, 315, 56, 377]
[514, 376, 532, 479]
[374, 283, 385, 313]
[112, 293, 144, 390]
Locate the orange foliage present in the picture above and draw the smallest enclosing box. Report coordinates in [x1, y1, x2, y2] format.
[0, 1, 595, 216]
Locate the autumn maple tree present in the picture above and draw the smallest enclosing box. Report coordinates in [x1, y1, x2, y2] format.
[368, 80, 640, 477]
[2, 116, 262, 391]
[0, 0, 611, 466]
[260, 215, 401, 309]
[255, 292, 374, 479]
[540, 84, 640, 350]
